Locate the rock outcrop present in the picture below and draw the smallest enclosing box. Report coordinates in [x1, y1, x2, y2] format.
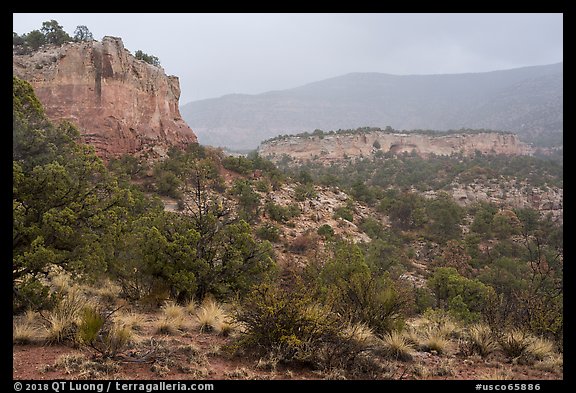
[13, 36, 197, 159]
[258, 131, 532, 165]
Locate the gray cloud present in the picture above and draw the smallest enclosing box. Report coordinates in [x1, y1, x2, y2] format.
[13, 13, 563, 103]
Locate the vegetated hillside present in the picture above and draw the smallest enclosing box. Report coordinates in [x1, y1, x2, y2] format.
[181, 62, 562, 150]
[13, 76, 563, 381]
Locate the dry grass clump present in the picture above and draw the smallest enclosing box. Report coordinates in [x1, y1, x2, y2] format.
[114, 311, 146, 333]
[401, 326, 422, 347]
[525, 337, 556, 361]
[50, 271, 74, 294]
[479, 368, 515, 380]
[154, 316, 180, 335]
[410, 363, 430, 378]
[162, 301, 186, 320]
[499, 329, 531, 359]
[224, 367, 254, 379]
[430, 358, 455, 377]
[421, 310, 461, 339]
[419, 326, 452, 355]
[195, 298, 229, 333]
[533, 355, 563, 373]
[79, 279, 122, 305]
[381, 331, 414, 361]
[44, 289, 89, 344]
[461, 323, 498, 358]
[255, 354, 279, 372]
[341, 322, 378, 346]
[13, 320, 42, 344]
[154, 301, 194, 334]
[184, 299, 198, 315]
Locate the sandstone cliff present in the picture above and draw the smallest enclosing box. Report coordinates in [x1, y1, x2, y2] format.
[258, 131, 532, 164]
[13, 36, 197, 158]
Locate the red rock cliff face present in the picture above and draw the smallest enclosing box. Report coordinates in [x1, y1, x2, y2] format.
[13, 36, 197, 158]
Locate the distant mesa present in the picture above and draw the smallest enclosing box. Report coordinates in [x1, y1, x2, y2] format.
[13, 36, 197, 159]
[258, 128, 533, 165]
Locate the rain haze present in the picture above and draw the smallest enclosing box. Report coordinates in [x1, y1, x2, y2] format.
[12, 13, 563, 104]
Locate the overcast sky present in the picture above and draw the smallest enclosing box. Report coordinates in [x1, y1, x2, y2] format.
[13, 13, 563, 104]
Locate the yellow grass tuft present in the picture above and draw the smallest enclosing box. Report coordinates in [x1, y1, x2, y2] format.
[195, 298, 227, 333]
[13, 321, 42, 344]
[526, 337, 556, 361]
[115, 311, 146, 332]
[154, 316, 180, 335]
[44, 289, 90, 344]
[162, 301, 186, 320]
[533, 354, 563, 373]
[420, 326, 452, 355]
[50, 271, 74, 294]
[342, 322, 377, 345]
[184, 300, 198, 315]
[464, 324, 498, 357]
[381, 330, 414, 361]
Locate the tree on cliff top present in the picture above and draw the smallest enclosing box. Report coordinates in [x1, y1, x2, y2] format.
[73, 25, 94, 42]
[135, 50, 161, 67]
[41, 20, 72, 45]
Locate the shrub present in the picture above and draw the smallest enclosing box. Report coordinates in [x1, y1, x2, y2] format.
[294, 183, 317, 201]
[317, 224, 335, 238]
[232, 283, 341, 364]
[333, 206, 353, 222]
[265, 202, 300, 223]
[76, 306, 105, 345]
[76, 305, 132, 357]
[256, 224, 281, 243]
[525, 337, 556, 362]
[290, 234, 316, 254]
[316, 241, 409, 336]
[222, 156, 253, 175]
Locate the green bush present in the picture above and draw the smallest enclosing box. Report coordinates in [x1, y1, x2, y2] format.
[233, 283, 376, 372]
[222, 156, 253, 175]
[77, 306, 105, 345]
[333, 206, 353, 222]
[428, 267, 495, 324]
[315, 241, 408, 335]
[317, 224, 335, 238]
[233, 283, 340, 362]
[294, 183, 317, 201]
[265, 202, 300, 223]
[256, 224, 281, 243]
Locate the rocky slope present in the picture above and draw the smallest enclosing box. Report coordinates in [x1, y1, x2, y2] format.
[181, 62, 562, 150]
[13, 36, 197, 159]
[258, 130, 532, 164]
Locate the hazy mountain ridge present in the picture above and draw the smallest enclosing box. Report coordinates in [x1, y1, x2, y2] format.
[181, 63, 562, 150]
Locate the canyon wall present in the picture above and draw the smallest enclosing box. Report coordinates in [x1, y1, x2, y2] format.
[13, 36, 197, 159]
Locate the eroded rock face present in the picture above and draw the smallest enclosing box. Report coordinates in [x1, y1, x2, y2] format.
[258, 131, 532, 165]
[13, 36, 197, 158]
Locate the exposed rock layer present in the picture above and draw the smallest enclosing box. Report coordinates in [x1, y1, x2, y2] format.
[258, 131, 532, 164]
[13, 36, 197, 158]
